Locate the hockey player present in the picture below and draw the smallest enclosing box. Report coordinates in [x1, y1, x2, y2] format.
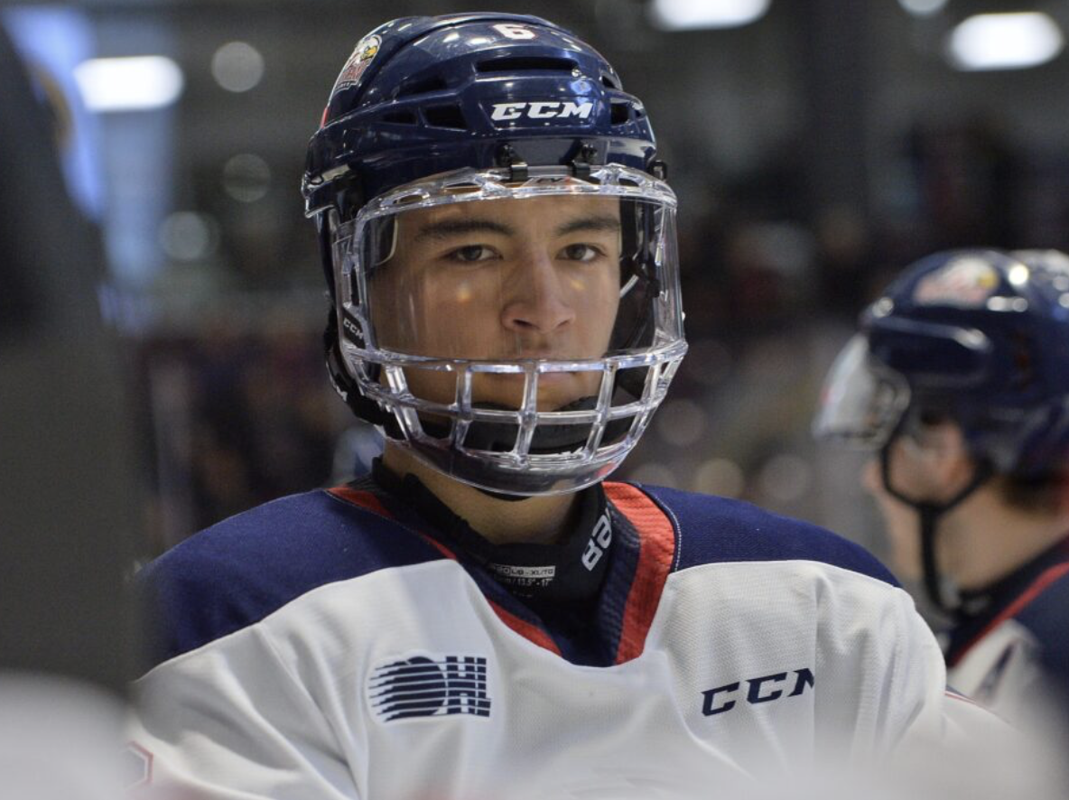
[133, 15, 1010, 799]
[815, 248, 1069, 732]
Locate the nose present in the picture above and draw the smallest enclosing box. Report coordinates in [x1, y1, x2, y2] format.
[500, 252, 576, 336]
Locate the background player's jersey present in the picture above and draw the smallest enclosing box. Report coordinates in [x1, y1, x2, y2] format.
[131, 483, 998, 799]
[944, 536, 1069, 730]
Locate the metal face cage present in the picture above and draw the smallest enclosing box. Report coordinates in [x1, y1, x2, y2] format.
[330, 164, 687, 495]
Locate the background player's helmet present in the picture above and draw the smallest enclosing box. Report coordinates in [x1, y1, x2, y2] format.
[815, 248, 1069, 479]
[302, 14, 686, 496]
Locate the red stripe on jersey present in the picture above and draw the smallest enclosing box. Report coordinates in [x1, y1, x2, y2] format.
[949, 561, 1069, 667]
[945, 689, 980, 706]
[416, 532, 459, 562]
[605, 482, 677, 665]
[327, 486, 395, 521]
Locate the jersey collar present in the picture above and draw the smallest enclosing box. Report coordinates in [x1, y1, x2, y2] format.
[947, 533, 1069, 660]
[368, 458, 612, 607]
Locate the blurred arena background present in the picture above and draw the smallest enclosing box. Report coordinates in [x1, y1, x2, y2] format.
[6, 0, 1069, 593]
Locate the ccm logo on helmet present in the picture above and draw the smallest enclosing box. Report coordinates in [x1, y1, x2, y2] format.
[490, 101, 594, 122]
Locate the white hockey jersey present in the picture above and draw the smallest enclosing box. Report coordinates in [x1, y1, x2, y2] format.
[131, 481, 1000, 799]
[943, 537, 1069, 734]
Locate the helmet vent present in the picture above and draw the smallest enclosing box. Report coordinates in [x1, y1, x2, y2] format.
[601, 73, 621, 89]
[1011, 332, 1035, 389]
[395, 75, 449, 99]
[381, 109, 418, 125]
[611, 101, 632, 125]
[476, 56, 577, 73]
[423, 104, 468, 130]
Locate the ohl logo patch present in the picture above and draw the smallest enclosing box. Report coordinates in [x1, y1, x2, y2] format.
[369, 655, 491, 722]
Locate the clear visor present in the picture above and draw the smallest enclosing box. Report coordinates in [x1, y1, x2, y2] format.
[813, 334, 911, 449]
[329, 164, 686, 494]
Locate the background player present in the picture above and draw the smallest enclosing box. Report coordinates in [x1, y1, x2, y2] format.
[133, 14, 1012, 799]
[815, 248, 1069, 733]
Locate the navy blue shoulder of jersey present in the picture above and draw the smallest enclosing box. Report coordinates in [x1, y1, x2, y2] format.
[138, 490, 444, 670]
[638, 484, 899, 588]
[1013, 569, 1069, 682]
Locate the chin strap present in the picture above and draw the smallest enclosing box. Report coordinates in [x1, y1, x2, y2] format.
[880, 443, 993, 615]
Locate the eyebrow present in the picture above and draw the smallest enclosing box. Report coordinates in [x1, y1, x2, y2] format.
[413, 219, 513, 241]
[556, 215, 622, 236]
[413, 214, 622, 242]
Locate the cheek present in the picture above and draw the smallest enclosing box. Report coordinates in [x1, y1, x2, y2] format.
[377, 273, 493, 356]
[876, 439, 932, 500]
[862, 459, 923, 580]
[575, 272, 621, 344]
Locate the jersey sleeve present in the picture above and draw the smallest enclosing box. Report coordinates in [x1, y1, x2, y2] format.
[131, 623, 362, 799]
[127, 489, 446, 797]
[128, 492, 379, 799]
[632, 483, 1025, 785]
[835, 571, 1050, 797]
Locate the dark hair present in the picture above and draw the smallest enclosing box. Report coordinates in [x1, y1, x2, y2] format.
[909, 407, 1068, 514]
[995, 470, 1069, 515]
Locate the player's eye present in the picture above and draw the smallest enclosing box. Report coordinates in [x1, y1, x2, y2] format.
[445, 244, 498, 263]
[559, 243, 603, 263]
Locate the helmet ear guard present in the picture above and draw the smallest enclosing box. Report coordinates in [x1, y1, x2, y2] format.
[322, 307, 398, 436]
[318, 210, 398, 434]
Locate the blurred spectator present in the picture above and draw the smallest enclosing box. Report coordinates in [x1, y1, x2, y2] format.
[140, 323, 342, 543]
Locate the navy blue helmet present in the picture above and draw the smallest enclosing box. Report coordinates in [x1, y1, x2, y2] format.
[303, 13, 660, 234]
[816, 248, 1069, 479]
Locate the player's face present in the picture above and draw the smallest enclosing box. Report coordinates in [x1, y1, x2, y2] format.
[368, 194, 622, 411]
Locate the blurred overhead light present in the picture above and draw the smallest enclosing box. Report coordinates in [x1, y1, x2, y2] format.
[897, 0, 948, 18]
[211, 41, 265, 93]
[694, 458, 745, 499]
[648, 0, 771, 31]
[655, 399, 706, 448]
[1007, 264, 1030, 287]
[73, 56, 183, 112]
[757, 453, 812, 504]
[159, 212, 218, 262]
[223, 154, 272, 203]
[946, 12, 1064, 71]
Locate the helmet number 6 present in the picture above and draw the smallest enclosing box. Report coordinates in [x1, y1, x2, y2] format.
[493, 23, 536, 40]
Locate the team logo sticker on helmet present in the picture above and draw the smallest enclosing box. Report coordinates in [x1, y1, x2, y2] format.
[332, 33, 381, 93]
[913, 256, 1000, 307]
